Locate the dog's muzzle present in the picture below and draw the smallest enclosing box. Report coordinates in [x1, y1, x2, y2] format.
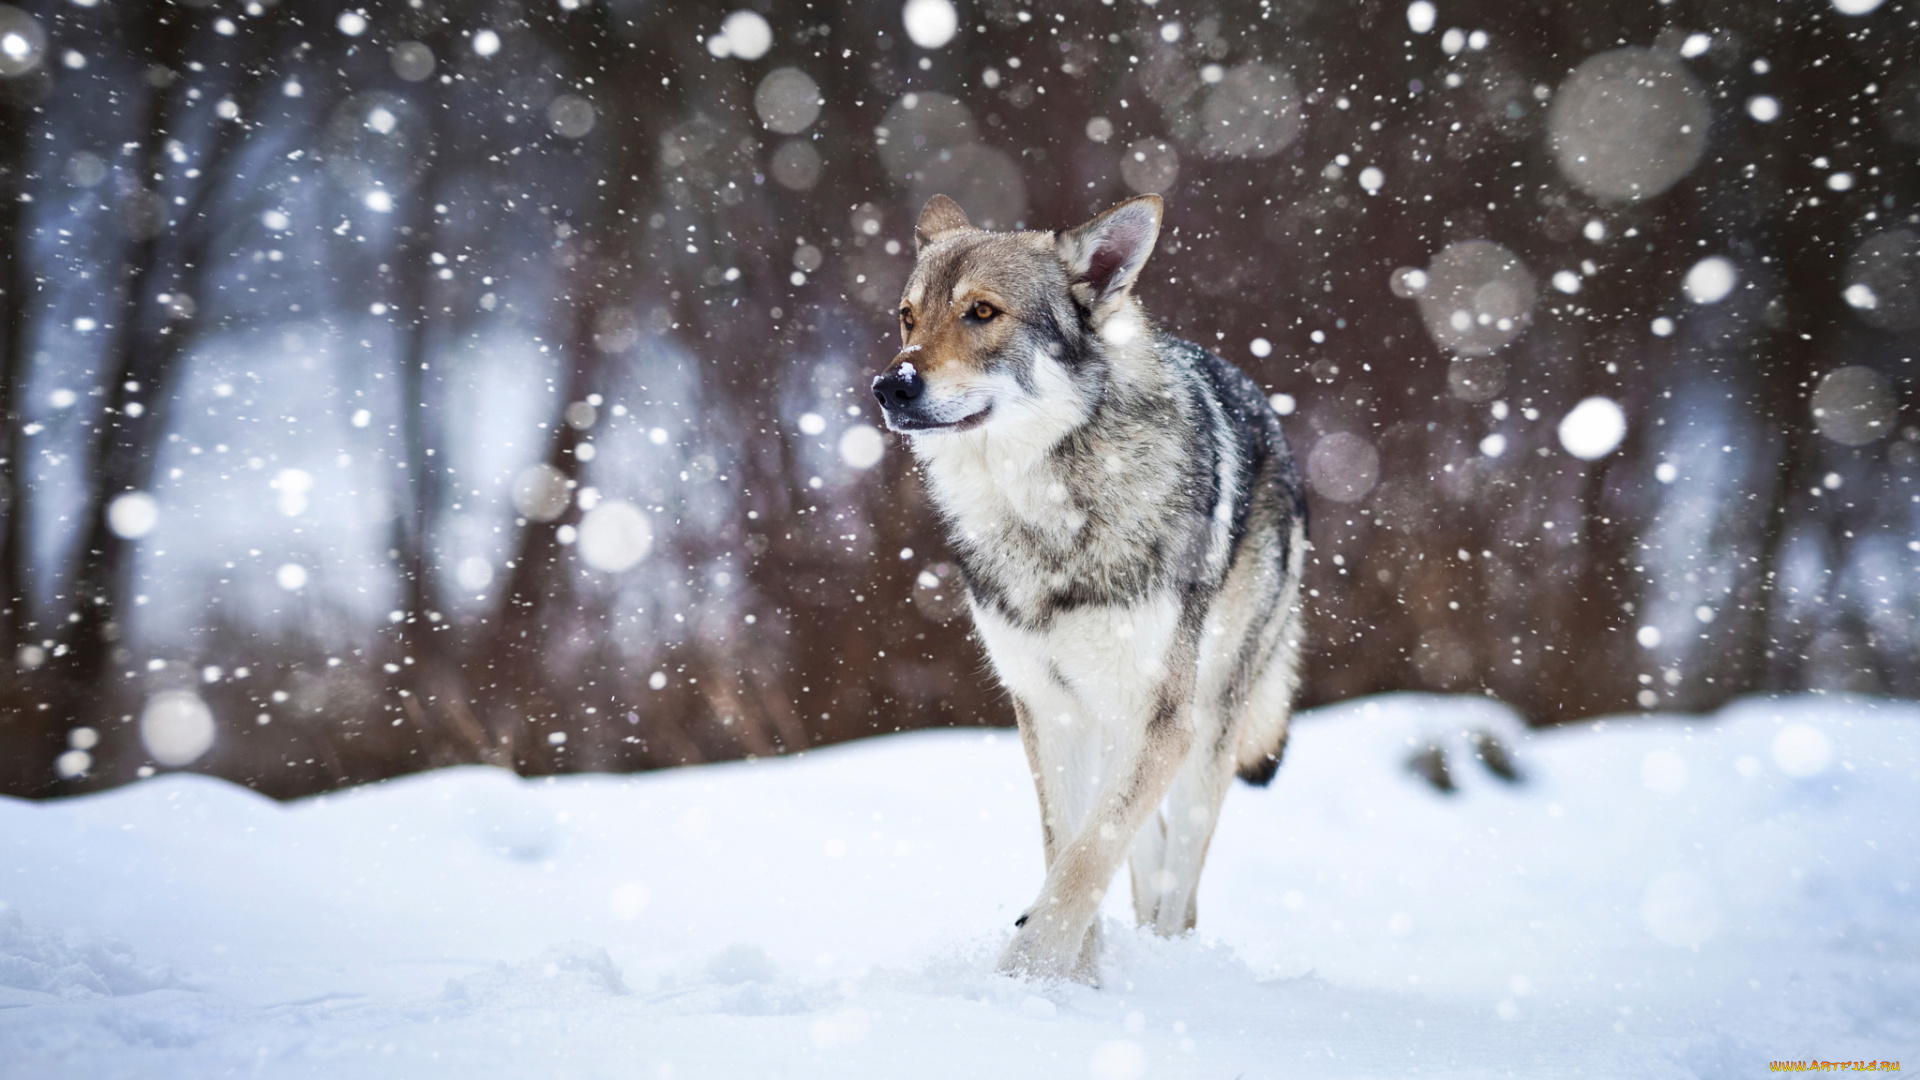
[871, 362, 992, 432]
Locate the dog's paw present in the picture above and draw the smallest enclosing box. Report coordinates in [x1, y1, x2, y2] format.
[997, 935, 1071, 982]
[998, 918, 1098, 985]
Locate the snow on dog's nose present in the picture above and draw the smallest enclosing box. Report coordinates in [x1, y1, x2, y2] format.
[871, 360, 926, 415]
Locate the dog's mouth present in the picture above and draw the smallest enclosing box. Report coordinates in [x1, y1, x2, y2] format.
[888, 403, 993, 433]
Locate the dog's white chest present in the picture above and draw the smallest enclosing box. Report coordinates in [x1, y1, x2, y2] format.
[970, 595, 1182, 722]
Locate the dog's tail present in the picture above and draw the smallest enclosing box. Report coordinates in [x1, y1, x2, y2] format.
[1235, 729, 1287, 787]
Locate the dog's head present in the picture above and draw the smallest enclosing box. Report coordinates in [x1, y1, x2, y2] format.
[871, 193, 1162, 449]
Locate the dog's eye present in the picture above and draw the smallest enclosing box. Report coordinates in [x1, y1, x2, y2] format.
[970, 301, 998, 321]
[899, 307, 915, 331]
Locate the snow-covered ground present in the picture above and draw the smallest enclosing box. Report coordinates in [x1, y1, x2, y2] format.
[2, 693, 1914, 1078]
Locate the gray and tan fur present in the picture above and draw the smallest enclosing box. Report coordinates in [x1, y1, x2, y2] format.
[871, 194, 1308, 983]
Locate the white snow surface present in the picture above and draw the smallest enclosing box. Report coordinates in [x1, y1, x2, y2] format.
[2, 694, 1915, 1078]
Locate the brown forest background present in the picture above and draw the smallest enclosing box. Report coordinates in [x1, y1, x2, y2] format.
[0, 0, 1915, 798]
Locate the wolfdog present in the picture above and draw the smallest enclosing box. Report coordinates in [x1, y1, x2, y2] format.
[871, 194, 1309, 982]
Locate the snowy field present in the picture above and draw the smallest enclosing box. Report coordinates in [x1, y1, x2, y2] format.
[2, 693, 1915, 1079]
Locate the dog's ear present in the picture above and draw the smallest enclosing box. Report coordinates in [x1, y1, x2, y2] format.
[915, 194, 973, 250]
[1057, 195, 1162, 313]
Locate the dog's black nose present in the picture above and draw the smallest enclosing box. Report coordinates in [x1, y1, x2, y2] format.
[872, 366, 926, 411]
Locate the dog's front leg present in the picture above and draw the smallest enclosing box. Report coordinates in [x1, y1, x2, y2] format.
[999, 668, 1196, 982]
[1011, 697, 1064, 870]
[1013, 687, 1111, 974]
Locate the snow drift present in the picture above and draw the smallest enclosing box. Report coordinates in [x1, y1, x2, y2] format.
[1, 694, 1914, 1078]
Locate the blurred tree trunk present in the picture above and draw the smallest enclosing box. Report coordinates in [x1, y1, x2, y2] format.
[21, 0, 197, 790]
[476, 0, 677, 770]
[1730, 15, 1885, 697]
[0, 69, 43, 654]
[41, 2, 279, 788]
[380, 20, 492, 766]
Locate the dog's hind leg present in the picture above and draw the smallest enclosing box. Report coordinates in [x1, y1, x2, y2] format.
[1137, 742, 1236, 935]
[1129, 689, 1234, 931]
[1126, 808, 1169, 926]
[1133, 571, 1295, 935]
